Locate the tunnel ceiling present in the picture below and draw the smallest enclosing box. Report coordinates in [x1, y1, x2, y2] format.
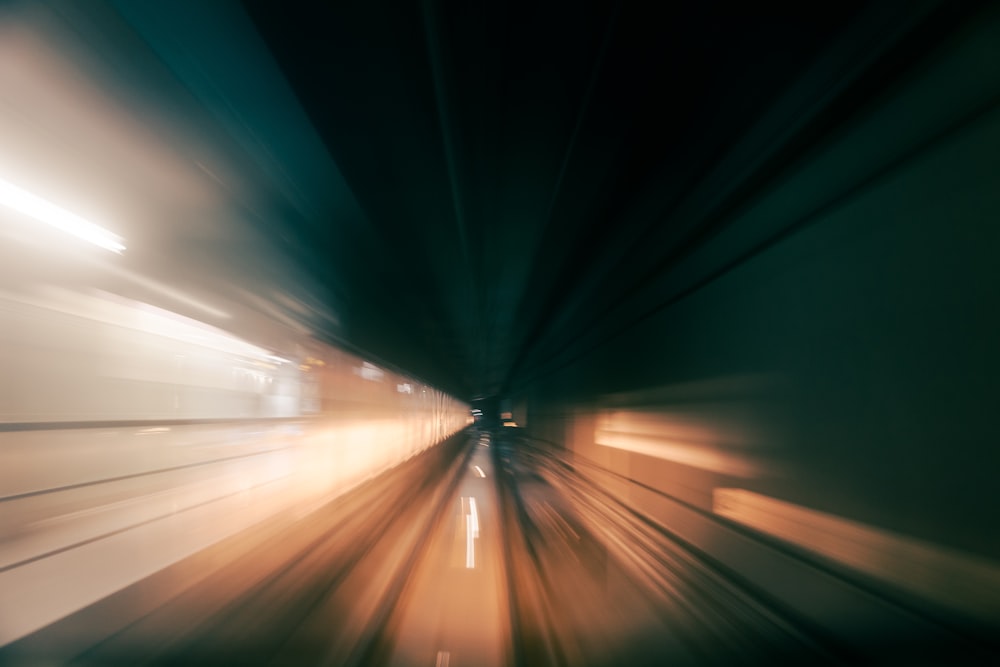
[167, 1, 974, 401]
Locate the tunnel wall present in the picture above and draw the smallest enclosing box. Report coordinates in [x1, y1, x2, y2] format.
[0, 1, 480, 648]
[0, 290, 469, 645]
[521, 8, 1000, 632]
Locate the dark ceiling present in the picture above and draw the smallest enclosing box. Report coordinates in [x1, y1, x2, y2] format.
[233, 0, 975, 401]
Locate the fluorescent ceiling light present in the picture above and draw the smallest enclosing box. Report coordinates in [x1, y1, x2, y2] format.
[0, 176, 125, 253]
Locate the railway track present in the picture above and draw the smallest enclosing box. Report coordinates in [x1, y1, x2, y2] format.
[494, 432, 844, 666]
[499, 432, 998, 666]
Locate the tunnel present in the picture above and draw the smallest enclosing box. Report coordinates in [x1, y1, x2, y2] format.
[1, 1, 999, 665]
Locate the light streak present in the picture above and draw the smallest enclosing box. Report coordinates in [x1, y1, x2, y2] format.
[0, 176, 125, 253]
[464, 496, 480, 568]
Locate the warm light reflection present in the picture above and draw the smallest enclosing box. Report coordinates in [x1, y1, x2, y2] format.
[713, 487, 1000, 621]
[594, 406, 767, 477]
